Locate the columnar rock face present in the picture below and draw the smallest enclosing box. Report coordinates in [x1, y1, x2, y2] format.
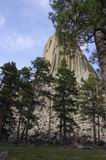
[43, 35, 94, 83]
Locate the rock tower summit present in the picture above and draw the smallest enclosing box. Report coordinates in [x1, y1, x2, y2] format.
[43, 34, 94, 83]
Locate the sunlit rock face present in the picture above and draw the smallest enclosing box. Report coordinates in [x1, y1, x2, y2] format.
[43, 34, 94, 83]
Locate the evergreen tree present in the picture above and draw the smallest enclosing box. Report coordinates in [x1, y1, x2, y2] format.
[16, 67, 37, 142]
[80, 74, 106, 145]
[31, 57, 53, 136]
[31, 57, 52, 91]
[53, 58, 78, 143]
[50, 0, 106, 93]
[0, 62, 19, 140]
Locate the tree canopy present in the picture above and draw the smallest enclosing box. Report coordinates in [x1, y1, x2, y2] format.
[50, 0, 106, 92]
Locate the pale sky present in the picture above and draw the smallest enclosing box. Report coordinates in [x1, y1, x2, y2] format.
[0, 0, 54, 68]
[0, 0, 95, 69]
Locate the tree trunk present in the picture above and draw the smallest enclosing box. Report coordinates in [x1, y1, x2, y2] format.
[63, 117, 67, 143]
[59, 117, 62, 139]
[25, 104, 31, 143]
[25, 114, 30, 143]
[97, 114, 100, 142]
[63, 105, 67, 143]
[0, 110, 3, 137]
[48, 100, 52, 137]
[94, 29, 106, 93]
[16, 114, 21, 141]
[92, 114, 96, 145]
[20, 125, 26, 140]
[25, 121, 29, 143]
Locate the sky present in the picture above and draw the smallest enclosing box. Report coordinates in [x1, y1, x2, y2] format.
[0, 0, 95, 69]
[0, 0, 54, 68]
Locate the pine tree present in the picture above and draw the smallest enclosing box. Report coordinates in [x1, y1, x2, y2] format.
[16, 67, 37, 143]
[80, 74, 106, 145]
[0, 62, 19, 140]
[53, 58, 78, 143]
[31, 57, 54, 136]
[50, 0, 106, 93]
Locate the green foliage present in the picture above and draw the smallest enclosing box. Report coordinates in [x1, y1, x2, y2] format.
[17, 67, 36, 141]
[80, 73, 106, 143]
[80, 74, 105, 118]
[0, 56, 106, 144]
[50, 0, 106, 45]
[0, 62, 19, 139]
[0, 57, 54, 142]
[50, 0, 106, 93]
[31, 57, 54, 136]
[31, 57, 53, 101]
[53, 58, 78, 141]
[16, 58, 53, 141]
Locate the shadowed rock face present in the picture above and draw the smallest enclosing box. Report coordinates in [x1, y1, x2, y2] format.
[43, 35, 94, 83]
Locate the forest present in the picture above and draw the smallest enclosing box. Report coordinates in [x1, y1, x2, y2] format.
[0, 56, 106, 146]
[0, 0, 106, 159]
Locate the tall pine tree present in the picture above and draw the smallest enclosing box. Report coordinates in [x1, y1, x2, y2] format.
[0, 62, 19, 140]
[80, 74, 106, 145]
[53, 58, 78, 143]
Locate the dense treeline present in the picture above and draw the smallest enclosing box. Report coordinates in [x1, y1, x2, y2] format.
[0, 57, 106, 145]
[0, 58, 52, 143]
